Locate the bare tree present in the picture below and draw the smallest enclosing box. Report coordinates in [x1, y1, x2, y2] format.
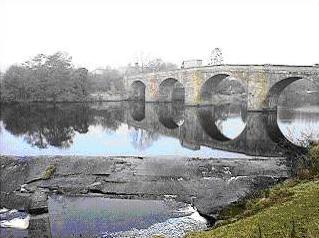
[133, 51, 151, 73]
[128, 52, 178, 75]
[209, 48, 224, 65]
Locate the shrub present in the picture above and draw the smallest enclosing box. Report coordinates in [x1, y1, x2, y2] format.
[294, 142, 319, 180]
[42, 164, 56, 180]
[308, 143, 319, 177]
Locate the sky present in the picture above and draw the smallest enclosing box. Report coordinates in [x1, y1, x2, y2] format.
[1, 0, 319, 71]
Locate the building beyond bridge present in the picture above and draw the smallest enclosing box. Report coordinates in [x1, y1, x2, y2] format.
[124, 64, 319, 111]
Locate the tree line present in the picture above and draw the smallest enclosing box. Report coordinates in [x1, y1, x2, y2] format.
[0, 52, 179, 103]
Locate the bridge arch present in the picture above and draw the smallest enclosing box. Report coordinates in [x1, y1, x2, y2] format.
[200, 74, 247, 104]
[159, 78, 185, 102]
[130, 80, 146, 101]
[265, 77, 302, 110]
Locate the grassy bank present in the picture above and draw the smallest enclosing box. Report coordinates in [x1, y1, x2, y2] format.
[187, 179, 319, 238]
[187, 144, 319, 238]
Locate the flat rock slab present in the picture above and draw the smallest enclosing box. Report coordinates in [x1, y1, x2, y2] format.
[0, 155, 289, 217]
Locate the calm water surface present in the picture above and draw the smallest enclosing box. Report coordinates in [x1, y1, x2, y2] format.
[48, 195, 207, 238]
[0, 102, 318, 157]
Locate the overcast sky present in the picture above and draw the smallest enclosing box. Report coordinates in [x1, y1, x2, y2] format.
[1, 0, 319, 71]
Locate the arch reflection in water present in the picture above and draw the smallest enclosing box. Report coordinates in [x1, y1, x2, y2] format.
[277, 106, 319, 146]
[127, 102, 295, 156]
[197, 103, 247, 141]
[129, 101, 145, 122]
[156, 102, 185, 129]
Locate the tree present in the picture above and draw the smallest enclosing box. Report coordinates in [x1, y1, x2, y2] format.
[72, 68, 89, 99]
[126, 55, 178, 75]
[1, 52, 89, 102]
[41, 52, 73, 102]
[133, 51, 151, 73]
[143, 58, 178, 72]
[0, 70, 4, 83]
[209, 48, 224, 65]
[2, 65, 30, 101]
[89, 67, 124, 93]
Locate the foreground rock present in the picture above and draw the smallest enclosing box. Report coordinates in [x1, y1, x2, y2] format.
[1, 155, 289, 216]
[0, 155, 289, 237]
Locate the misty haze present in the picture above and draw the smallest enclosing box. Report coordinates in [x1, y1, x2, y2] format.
[0, 0, 319, 238]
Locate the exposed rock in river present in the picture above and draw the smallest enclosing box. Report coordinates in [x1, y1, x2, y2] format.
[0, 155, 289, 219]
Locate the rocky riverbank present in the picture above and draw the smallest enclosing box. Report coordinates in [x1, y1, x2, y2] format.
[1, 155, 289, 236]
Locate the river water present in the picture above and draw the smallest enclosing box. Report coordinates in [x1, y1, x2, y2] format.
[0, 102, 318, 157]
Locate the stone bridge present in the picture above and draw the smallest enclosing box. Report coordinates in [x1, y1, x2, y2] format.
[124, 102, 304, 157]
[125, 65, 319, 111]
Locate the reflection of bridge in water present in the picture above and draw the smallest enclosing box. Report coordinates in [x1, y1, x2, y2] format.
[0, 102, 306, 156]
[125, 102, 303, 157]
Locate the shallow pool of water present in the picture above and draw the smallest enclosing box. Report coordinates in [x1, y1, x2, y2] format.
[48, 195, 207, 238]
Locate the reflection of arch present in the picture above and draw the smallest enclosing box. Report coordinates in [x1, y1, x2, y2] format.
[159, 78, 185, 102]
[266, 77, 302, 110]
[156, 102, 185, 129]
[264, 112, 307, 153]
[130, 81, 146, 101]
[197, 106, 231, 142]
[239, 103, 248, 122]
[215, 103, 248, 122]
[197, 104, 247, 142]
[200, 74, 247, 104]
[129, 101, 145, 121]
